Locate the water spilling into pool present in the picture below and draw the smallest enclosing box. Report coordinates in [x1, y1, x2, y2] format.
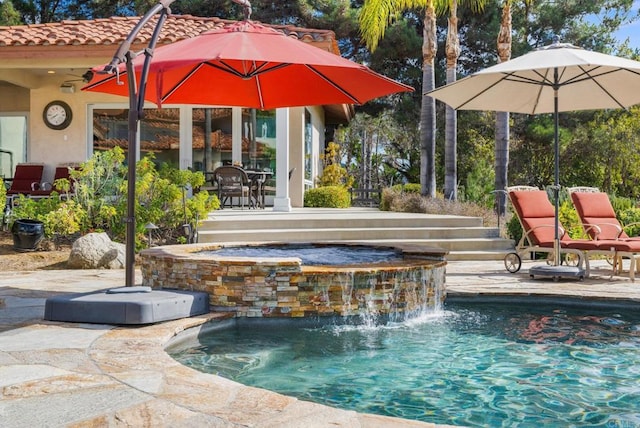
[168, 302, 640, 427]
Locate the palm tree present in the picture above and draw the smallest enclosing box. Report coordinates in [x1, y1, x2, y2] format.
[494, 0, 531, 217]
[443, 0, 486, 201]
[360, 0, 440, 197]
[494, 1, 512, 217]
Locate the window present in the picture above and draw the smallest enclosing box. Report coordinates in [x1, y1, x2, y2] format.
[92, 108, 180, 166]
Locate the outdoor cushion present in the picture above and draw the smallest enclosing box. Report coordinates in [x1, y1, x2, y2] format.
[510, 190, 555, 219]
[571, 192, 616, 218]
[570, 191, 633, 240]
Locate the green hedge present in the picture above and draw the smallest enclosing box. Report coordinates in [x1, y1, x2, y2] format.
[304, 186, 350, 208]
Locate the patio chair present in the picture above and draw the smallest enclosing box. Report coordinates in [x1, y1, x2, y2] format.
[569, 187, 640, 280]
[569, 187, 640, 241]
[6, 163, 45, 210]
[213, 165, 251, 209]
[6, 163, 44, 198]
[505, 186, 615, 277]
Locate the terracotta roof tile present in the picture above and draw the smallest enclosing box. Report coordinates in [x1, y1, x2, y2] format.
[0, 15, 339, 53]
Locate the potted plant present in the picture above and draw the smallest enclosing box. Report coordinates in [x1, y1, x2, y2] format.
[11, 218, 44, 251]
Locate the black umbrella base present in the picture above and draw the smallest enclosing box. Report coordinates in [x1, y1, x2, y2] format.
[529, 264, 585, 282]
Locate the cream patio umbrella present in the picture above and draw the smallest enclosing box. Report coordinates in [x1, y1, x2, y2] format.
[428, 41, 640, 279]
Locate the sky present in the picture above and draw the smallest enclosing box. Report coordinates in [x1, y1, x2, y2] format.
[609, 1, 640, 49]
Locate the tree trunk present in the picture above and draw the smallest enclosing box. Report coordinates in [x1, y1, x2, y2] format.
[495, 112, 509, 213]
[495, 1, 512, 217]
[444, 2, 460, 201]
[421, 3, 437, 198]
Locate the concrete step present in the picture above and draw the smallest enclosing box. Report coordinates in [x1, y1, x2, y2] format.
[197, 226, 501, 242]
[195, 208, 514, 261]
[200, 213, 483, 231]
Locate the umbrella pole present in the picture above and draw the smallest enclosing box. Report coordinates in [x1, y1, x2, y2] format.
[553, 73, 561, 267]
[529, 68, 584, 280]
[103, 1, 175, 287]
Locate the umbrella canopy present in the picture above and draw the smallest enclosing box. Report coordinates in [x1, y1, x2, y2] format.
[83, 20, 413, 109]
[428, 42, 640, 272]
[427, 42, 640, 114]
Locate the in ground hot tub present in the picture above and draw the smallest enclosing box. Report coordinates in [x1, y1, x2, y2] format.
[141, 242, 447, 320]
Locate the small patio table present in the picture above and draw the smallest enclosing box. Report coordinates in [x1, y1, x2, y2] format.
[245, 170, 273, 209]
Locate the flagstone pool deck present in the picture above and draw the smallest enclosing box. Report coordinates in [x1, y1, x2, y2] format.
[1, 259, 639, 427]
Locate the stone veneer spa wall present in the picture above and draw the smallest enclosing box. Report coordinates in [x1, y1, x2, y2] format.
[140, 243, 447, 318]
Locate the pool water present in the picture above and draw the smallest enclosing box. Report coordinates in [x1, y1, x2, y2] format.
[169, 302, 640, 427]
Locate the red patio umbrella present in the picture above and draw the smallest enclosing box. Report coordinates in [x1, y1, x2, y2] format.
[83, 20, 413, 109]
[82, 4, 412, 289]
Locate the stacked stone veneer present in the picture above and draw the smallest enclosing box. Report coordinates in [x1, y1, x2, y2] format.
[141, 243, 447, 318]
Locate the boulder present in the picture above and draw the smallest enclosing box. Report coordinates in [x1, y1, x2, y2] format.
[68, 232, 126, 269]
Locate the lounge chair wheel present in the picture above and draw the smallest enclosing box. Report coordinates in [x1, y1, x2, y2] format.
[504, 252, 522, 273]
[564, 253, 580, 266]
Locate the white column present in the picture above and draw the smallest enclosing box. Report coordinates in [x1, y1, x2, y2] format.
[179, 107, 193, 197]
[312, 107, 324, 188]
[288, 108, 305, 207]
[273, 108, 292, 212]
[179, 107, 193, 170]
[232, 107, 242, 165]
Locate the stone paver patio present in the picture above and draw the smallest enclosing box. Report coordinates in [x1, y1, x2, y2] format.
[0, 258, 638, 427]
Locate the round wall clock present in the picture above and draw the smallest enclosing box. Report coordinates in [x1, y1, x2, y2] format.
[43, 100, 72, 130]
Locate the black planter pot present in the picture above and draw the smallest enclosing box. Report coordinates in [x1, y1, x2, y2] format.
[12, 219, 44, 252]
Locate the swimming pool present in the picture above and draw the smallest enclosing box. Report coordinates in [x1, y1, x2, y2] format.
[168, 302, 640, 427]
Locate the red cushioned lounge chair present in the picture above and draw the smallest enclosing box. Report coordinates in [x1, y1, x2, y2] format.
[569, 187, 640, 281]
[569, 187, 640, 241]
[505, 186, 621, 278]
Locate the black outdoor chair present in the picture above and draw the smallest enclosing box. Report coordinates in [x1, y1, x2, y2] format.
[213, 165, 251, 209]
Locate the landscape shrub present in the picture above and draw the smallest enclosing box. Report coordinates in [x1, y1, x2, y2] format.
[618, 207, 640, 237]
[317, 142, 353, 188]
[382, 187, 496, 228]
[304, 186, 350, 208]
[10, 195, 87, 238]
[559, 200, 585, 239]
[506, 214, 522, 244]
[0, 179, 6, 207]
[379, 188, 397, 211]
[390, 183, 421, 193]
[610, 194, 635, 213]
